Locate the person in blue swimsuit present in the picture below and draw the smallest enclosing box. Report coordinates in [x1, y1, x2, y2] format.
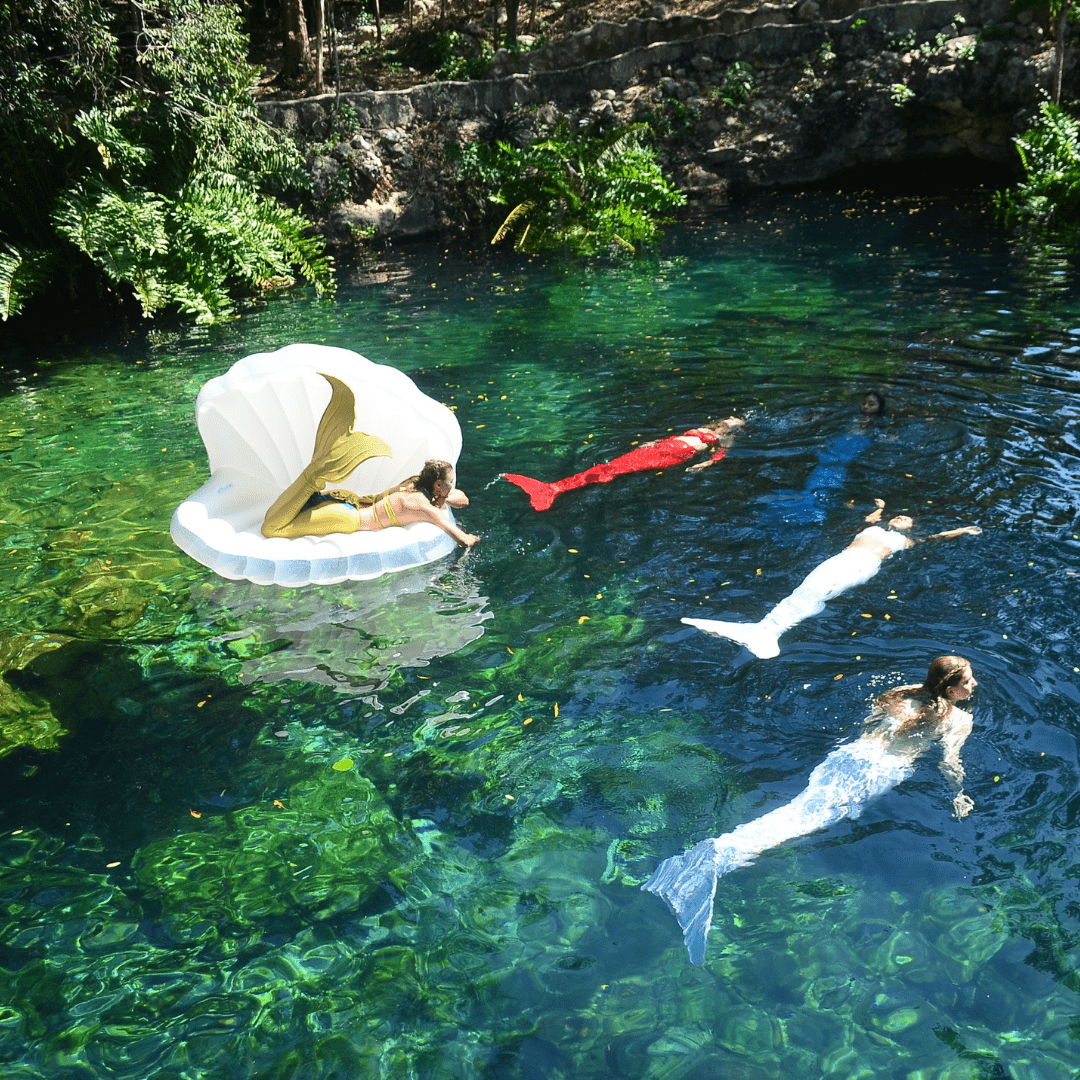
[763, 390, 887, 531]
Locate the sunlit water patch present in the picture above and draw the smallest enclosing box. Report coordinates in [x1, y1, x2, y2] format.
[2, 192, 1080, 1078]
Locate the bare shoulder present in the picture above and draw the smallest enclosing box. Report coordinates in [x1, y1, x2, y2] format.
[874, 684, 922, 717]
[398, 490, 432, 511]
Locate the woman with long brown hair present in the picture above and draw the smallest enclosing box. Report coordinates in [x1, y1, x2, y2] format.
[261, 374, 479, 547]
[643, 656, 977, 964]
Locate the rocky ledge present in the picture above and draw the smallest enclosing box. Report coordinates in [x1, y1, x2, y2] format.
[256, 0, 1069, 245]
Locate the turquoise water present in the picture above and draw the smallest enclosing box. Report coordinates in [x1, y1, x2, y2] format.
[2, 191, 1080, 1078]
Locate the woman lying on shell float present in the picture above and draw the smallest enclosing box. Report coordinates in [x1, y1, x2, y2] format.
[262, 374, 479, 547]
[644, 654, 979, 965]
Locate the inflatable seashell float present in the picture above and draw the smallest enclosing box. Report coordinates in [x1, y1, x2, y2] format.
[171, 343, 463, 586]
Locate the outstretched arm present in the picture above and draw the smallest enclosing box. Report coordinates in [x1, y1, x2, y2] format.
[925, 525, 982, 542]
[412, 497, 479, 547]
[939, 708, 974, 818]
[864, 498, 886, 524]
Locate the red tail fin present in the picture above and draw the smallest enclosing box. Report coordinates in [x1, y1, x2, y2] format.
[502, 473, 559, 511]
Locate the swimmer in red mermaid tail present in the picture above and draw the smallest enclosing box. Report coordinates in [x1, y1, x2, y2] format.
[502, 417, 745, 511]
[262, 374, 479, 547]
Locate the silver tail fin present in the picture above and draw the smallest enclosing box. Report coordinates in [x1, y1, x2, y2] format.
[642, 839, 722, 965]
[681, 617, 781, 659]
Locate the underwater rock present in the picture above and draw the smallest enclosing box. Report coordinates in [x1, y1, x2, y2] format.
[133, 769, 410, 932]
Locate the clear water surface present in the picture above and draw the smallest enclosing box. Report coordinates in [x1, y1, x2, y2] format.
[1, 192, 1080, 1079]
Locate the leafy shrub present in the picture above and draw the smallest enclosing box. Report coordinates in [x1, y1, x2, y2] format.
[890, 83, 915, 107]
[0, 0, 333, 323]
[996, 101, 1080, 230]
[450, 121, 686, 254]
[717, 61, 756, 107]
[433, 31, 494, 80]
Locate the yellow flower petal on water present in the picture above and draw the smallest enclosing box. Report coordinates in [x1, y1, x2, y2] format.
[596, 593, 603, 600]
[507, 647, 514, 654]
[834, 673, 844, 680]
[106, 861, 121, 868]
[273, 799, 286, 809]
[860, 613, 872, 618]
[517, 693, 524, 701]
[190, 810, 202, 818]
[578, 616, 590, 624]
[554, 703, 559, 717]
[756, 568, 762, 575]
[524, 717, 533, 725]
[504, 794, 515, 800]
[567, 548, 579, 553]
[332, 758, 354, 771]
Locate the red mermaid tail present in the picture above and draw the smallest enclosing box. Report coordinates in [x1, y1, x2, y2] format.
[501, 473, 561, 511]
[503, 431, 728, 511]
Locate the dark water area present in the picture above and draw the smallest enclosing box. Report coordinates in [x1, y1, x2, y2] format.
[1, 190, 1080, 1079]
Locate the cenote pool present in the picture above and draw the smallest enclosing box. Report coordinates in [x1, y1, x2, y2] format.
[2, 191, 1080, 1079]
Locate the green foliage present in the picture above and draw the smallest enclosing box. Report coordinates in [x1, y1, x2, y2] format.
[890, 82, 915, 107]
[714, 61, 757, 108]
[432, 30, 495, 80]
[0, 243, 54, 321]
[888, 28, 917, 50]
[450, 121, 686, 255]
[980, 20, 1013, 40]
[996, 100, 1080, 231]
[0, 0, 332, 323]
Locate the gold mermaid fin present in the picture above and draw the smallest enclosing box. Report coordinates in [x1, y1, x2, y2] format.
[307, 373, 392, 487]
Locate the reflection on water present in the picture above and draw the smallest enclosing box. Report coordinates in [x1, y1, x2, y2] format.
[1, 191, 1080, 1079]
[192, 562, 492, 692]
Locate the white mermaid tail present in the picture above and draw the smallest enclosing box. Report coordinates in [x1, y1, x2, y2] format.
[643, 740, 913, 964]
[681, 546, 884, 658]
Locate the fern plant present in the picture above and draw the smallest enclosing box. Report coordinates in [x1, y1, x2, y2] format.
[996, 100, 1080, 230]
[1, 0, 332, 323]
[452, 121, 685, 255]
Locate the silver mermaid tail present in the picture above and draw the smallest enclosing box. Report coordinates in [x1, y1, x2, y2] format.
[682, 546, 884, 658]
[643, 739, 913, 964]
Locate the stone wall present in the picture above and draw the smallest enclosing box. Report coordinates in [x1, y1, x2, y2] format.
[257, 0, 1066, 243]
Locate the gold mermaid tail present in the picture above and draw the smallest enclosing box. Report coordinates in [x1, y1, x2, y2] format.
[307, 373, 392, 488]
[261, 373, 393, 538]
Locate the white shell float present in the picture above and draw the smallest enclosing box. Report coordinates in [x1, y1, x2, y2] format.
[171, 343, 463, 586]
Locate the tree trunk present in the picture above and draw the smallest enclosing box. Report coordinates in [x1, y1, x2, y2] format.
[374, 0, 382, 47]
[506, 0, 519, 48]
[1055, 0, 1071, 104]
[313, 0, 324, 93]
[281, 0, 311, 79]
[330, 0, 340, 98]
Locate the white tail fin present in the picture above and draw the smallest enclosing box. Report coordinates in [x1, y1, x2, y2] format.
[642, 839, 721, 965]
[681, 617, 781, 659]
